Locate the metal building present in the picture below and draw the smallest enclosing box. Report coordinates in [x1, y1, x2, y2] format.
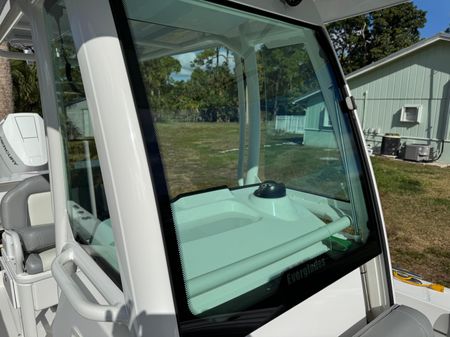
[347, 33, 450, 163]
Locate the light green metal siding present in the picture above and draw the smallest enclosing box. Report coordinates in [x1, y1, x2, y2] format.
[304, 99, 337, 147]
[304, 100, 323, 129]
[348, 41, 450, 142]
[303, 129, 337, 148]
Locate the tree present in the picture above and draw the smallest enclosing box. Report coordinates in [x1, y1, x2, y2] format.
[327, 3, 426, 74]
[446, 24, 450, 33]
[189, 48, 238, 122]
[140, 56, 181, 121]
[0, 43, 14, 118]
[258, 44, 318, 117]
[10, 60, 41, 112]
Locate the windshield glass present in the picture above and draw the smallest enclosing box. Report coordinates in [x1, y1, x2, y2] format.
[122, 0, 380, 335]
[44, 0, 121, 286]
[127, 6, 347, 201]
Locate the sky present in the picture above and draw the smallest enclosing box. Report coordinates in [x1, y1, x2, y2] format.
[413, 0, 450, 37]
[172, 53, 197, 82]
[171, 49, 236, 82]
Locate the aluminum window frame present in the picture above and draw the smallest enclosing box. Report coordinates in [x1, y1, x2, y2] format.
[400, 104, 422, 123]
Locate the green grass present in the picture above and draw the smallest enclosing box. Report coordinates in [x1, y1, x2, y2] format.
[156, 122, 347, 199]
[430, 198, 450, 209]
[155, 123, 241, 197]
[372, 157, 450, 287]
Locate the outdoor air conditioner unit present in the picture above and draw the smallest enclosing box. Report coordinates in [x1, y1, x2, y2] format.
[404, 144, 433, 162]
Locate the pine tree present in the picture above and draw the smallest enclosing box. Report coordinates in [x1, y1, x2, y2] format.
[327, 3, 426, 74]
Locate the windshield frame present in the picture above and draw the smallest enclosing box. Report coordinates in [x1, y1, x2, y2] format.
[109, 0, 393, 334]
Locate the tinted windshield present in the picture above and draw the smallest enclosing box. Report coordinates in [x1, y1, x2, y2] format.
[127, 5, 347, 201]
[120, 0, 380, 335]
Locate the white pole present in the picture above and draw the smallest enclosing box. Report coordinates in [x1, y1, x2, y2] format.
[234, 53, 246, 186]
[83, 140, 97, 218]
[243, 48, 261, 185]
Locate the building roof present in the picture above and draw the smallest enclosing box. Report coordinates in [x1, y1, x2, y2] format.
[292, 90, 321, 105]
[346, 32, 450, 80]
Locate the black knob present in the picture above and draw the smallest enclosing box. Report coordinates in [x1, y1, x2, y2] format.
[282, 0, 303, 7]
[254, 180, 286, 198]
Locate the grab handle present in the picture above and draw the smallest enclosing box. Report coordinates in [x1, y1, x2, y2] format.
[52, 243, 129, 323]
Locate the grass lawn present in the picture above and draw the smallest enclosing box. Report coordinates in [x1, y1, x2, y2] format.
[156, 122, 346, 199]
[155, 122, 449, 287]
[372, 157, 450, 287]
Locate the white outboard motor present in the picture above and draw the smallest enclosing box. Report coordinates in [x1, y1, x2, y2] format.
[0, 113, 48, 179]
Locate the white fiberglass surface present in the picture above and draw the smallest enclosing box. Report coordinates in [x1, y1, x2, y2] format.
[121, 0, 382, 335]
[0, 271, 19, 337]
[250, 268, 366, 337]
[2, 114, 47, 167]
[172, 186, 350, 314]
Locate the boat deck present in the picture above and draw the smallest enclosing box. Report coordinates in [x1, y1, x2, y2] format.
[0, 270, 20, 337]
[395, 278, 449, 337]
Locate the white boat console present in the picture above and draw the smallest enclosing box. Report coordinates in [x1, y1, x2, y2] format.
[173, 184, 351, 313]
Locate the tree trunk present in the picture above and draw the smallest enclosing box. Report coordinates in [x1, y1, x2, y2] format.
[0, 42, 13, 119]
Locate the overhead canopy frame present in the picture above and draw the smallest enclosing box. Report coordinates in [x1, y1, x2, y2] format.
[0, 0, 32, 47]
[0, 0, 411, 51]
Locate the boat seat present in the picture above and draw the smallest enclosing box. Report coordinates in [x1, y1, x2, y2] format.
[25, 248, 56, 274]
[1, 174, 55, 274]
[15, 223, 54, 253]
[353, 305, 433, 337]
